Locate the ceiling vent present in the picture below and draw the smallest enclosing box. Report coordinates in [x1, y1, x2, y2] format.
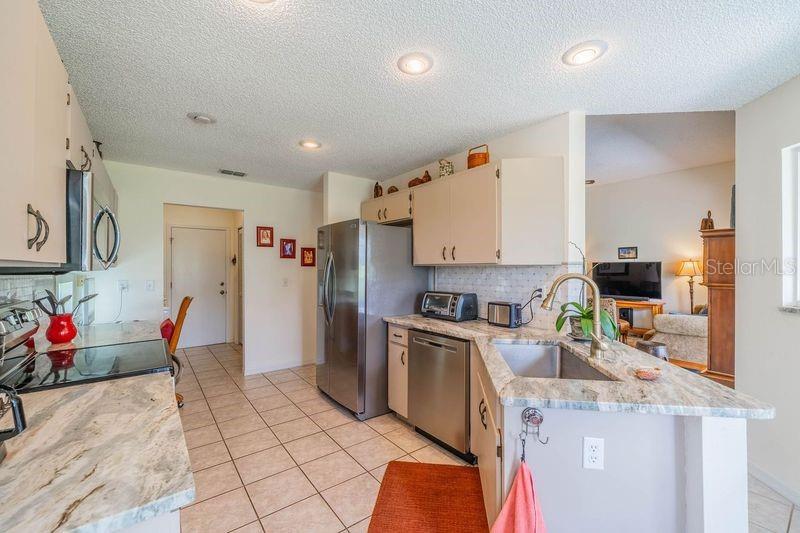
[219, 169, 247, 177]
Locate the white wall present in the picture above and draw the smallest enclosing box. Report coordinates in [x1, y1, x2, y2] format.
[586, 162, 735, 313]
[322, 171, 374, 225]
[736, 74, 800, 503]
[503, 407, 684, 532]
[90, 161, 322, 374]
[163, 204, 243, 343]
[381, 112, 586, 263]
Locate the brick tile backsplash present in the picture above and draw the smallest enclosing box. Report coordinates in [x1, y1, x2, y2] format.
[0, 275, 56, 307]
[434, 265, 582, 330]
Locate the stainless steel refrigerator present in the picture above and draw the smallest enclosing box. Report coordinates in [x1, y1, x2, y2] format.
[316, 219, 429, 420]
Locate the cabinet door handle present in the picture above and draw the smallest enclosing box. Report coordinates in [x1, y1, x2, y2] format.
[383, 208, 387, 219]
[80, 146, 92, 171]
[479, 399, 488, 429]
[36, 214, 50, 251]
[392, 333, 403, 339]
[400, 350, 405, 365]
[451, 246, 456, 261]
[442, 246, 447, 261]
[26, 204, 42, 250]
[377, 209, 382, 220]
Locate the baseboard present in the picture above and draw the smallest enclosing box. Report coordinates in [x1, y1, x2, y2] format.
[749, 462, 800, 507]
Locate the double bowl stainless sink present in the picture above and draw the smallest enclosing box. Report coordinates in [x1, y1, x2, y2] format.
[492, 341, 616, 381]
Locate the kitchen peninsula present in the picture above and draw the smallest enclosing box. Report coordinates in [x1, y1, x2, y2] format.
[0, 318, 193, 532]
[385, 315, 774, 533]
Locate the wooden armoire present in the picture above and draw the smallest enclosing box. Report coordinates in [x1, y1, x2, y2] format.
[700, 228, 735, 387]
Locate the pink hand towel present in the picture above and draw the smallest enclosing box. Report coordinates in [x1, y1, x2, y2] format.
[491, 461, 547, 533]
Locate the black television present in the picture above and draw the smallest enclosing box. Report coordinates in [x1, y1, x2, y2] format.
[591, 262, 662, 300]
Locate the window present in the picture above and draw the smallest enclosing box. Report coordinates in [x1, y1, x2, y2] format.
[782, 142, 800, 308]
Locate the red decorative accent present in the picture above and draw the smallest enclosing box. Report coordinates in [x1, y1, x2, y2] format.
[301, 247, 316, 267]
[160, 318, 175, 341]
[280, 239, 296, 259]
[256, 226, 274, 247]
[46, 314, 78, 344]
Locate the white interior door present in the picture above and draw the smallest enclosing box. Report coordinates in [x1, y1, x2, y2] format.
[171, 227, 227, 347]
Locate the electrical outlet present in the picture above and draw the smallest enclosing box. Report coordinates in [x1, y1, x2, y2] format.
[118, 280, 129, 292]
[145, 280, 155, 292]
[583, 437, 605, 470]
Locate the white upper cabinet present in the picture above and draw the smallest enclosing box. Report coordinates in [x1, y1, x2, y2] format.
[360, 192, 412, 224]
[0, 0, 68, 263]
[411, 157, 565, 266]
[67, 84, 95, 172]
[361, 197, 383, 222]
[412, 178, 451, 265]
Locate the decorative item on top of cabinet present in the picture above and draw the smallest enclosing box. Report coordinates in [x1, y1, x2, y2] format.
[439, 159, 454, 178]
[408, 176, 423, 188]
[700, 210, 715, 230]
[467, 144, 490, 169]
[387, 185, 399, 194]
[374, 182, 383, 198]
[421, 170, 432, 183]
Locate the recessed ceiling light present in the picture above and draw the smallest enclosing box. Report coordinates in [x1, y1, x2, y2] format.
[187, 112, 216, 125]
[397, 52, 433, 75]
[299, 139, 321, 149]
[562, 41, 608, 66]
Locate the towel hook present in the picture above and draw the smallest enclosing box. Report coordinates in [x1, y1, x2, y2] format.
[519, 407, 549, 461]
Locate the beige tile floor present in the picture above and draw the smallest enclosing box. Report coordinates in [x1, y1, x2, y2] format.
[175, 343, 467, 533]
[175, 343, 797, 533]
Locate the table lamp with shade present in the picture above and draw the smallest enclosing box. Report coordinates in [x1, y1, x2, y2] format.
[676, 260, 703, 313]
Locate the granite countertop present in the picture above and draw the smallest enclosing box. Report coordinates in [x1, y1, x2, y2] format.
[384, 315, 774, 419]
[0, 373, 194, 532]
[34, 319, 162, 352]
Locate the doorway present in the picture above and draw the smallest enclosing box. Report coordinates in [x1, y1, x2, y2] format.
[165, 204, 244, 349]
[237, 226, 244, 345]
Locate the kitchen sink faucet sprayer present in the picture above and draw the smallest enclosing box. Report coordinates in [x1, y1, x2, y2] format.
[541, 273, 610, 359]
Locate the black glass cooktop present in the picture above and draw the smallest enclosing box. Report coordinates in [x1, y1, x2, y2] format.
[0, 339, 171, 393]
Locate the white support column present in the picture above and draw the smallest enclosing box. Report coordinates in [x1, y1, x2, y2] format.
[684, 416, 749, 533]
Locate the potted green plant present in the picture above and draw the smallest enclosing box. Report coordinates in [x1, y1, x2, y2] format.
[555, 302, 619, 341]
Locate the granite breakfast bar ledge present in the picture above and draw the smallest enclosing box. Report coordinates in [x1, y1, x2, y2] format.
[383, 314, 774, 419]
[0, 372, 194, 533]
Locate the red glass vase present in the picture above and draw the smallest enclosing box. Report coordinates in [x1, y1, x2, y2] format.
[46, 314, 78, 344]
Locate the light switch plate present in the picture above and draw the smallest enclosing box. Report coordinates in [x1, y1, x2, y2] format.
[145, 280, 155, 292]
[583, 437, 604, 470]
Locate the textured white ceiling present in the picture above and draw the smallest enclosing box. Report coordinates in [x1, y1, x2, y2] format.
[39, 0, 800, 190]
[586, 111, 735, 184]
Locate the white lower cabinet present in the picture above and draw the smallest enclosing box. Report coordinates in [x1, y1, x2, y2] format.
[471, 353, 503, 525]
[387, 325, 409, 418]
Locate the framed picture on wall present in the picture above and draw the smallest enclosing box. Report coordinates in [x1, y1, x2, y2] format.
[301, 247, 316, 267]
[618, 246, 638, 260]
[256, 226, 274, 247]
[280, 239, 296, 259]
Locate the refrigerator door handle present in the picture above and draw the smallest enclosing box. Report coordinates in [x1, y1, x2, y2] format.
[322, 252, 333, 325]
[328, 252, 337, 323]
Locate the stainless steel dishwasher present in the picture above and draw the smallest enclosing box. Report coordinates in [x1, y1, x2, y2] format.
[408, 329, 470, 457]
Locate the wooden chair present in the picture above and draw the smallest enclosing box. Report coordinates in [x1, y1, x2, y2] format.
[169, 296, 193, 408]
